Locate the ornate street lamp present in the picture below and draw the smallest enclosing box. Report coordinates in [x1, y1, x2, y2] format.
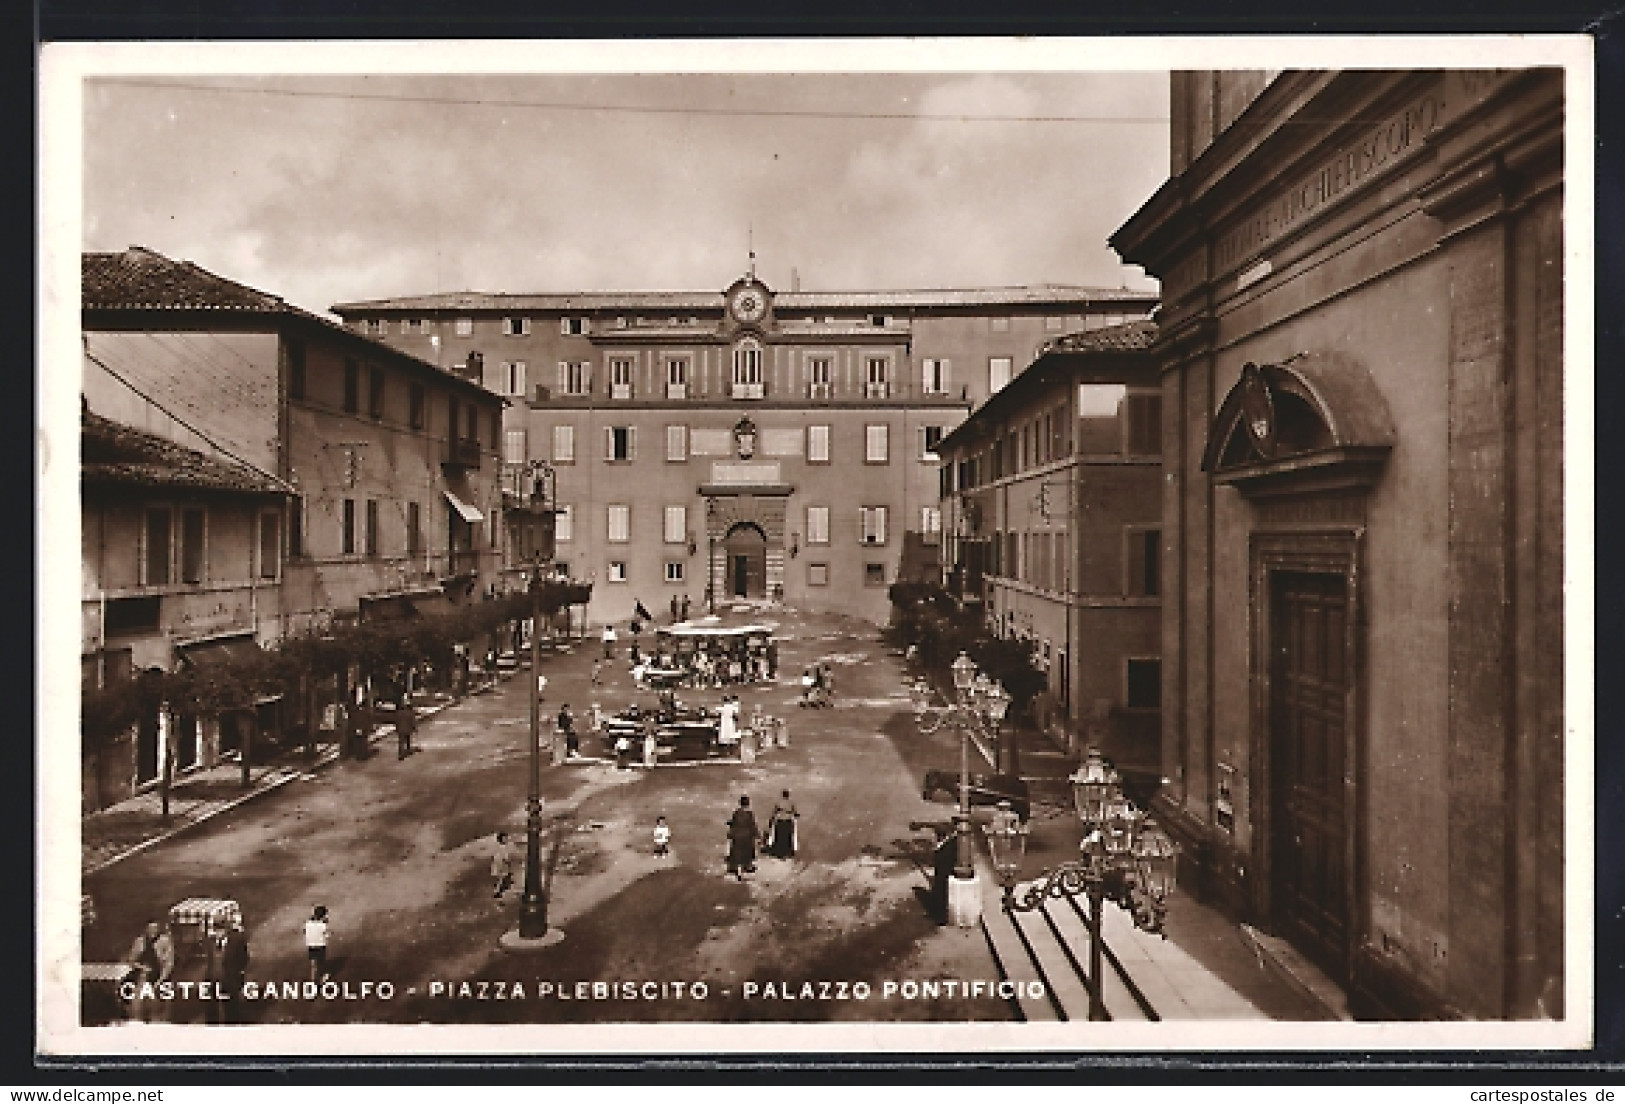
[912, 651, 1008, 927]
[503, 461, 564, 950]
[993, 746, 1179, 1020]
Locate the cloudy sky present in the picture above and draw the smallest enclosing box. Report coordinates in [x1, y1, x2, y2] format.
[79, 63, 1169, 317]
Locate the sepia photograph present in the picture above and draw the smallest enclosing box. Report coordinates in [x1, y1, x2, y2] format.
[36, 36, 1595, 1058]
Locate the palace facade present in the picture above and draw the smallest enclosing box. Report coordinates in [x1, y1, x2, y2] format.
[335, 277, 1156, 625]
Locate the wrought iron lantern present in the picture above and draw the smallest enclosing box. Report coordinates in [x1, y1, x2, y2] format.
[950, 651, 977, 696]
[1070, 746, 1118, 829]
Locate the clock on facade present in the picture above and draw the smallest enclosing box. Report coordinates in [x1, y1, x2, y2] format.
[729, 284, 768, 325]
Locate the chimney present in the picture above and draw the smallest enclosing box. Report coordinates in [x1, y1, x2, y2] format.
[791, 267, 801, 293]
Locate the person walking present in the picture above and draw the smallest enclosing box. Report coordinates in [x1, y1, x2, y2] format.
[126, 919, 174, 1022]
[680, 595, 691, 621]
[490, 832, 514, 898]
[558, 703, 579, 758]
[765, 789, 799, 859]
[670, 595, 681, 623]
[395, 699, 416, 760]
[303, 906, 330, 983]
[653, 815, 672, 858]
[725, 795, 759, 880]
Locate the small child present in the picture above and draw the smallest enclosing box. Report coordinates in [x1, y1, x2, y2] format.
[304, 905, 330, 982]
[653, 816, 671, 858]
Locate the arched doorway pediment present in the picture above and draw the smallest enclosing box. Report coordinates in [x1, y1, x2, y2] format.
[1203, 351, 1397, 498]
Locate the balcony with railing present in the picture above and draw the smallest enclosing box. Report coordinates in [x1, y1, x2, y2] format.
[444, 435, 481, 470]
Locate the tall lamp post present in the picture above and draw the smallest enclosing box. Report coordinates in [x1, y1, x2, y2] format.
[505, 461, 563, 950]
[910, 651, 1010, 927]
[986, 746, 1179, 1020]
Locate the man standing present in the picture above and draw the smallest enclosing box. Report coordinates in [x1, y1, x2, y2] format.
[725, 795, 759, 880]
[209, 918, 250, 1024]
[680, 595, 691, 621]
[395, 699, 416, 760]
[558, 703, 578, 758]
[126, 919, 174, 1022]
[670, 594, 681, 623]
[304, 906, 330, 983]
[602, 623, 617, 660]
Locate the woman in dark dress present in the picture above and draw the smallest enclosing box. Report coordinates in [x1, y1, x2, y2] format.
[726, 795, 759, 880]
[765, 789, 798, 859]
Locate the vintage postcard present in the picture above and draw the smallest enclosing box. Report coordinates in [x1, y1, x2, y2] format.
[37, 35, 1595, 1058]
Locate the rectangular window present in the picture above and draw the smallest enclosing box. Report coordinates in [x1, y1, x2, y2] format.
[368, 367, 385, 420]
[865, 424, 889, 463]
[664, 505, 687, 544]
[860, 506, 888, 546]
[1045, 314, 1067, 332]
[502, 361, 528, 397]
[608, 504, 631, 543]
[555, 505, 573, 543]
[808, 562, 829, 586]
[665, 358, 689, 400]
[343, 359, 360, 413]
[553, 425, 575, 463]
[1126, 658, 1162, 709]
[806, 506, 830, 544]
[921, 506, 942, 543]
[990, 316, 1011, 333]
[366, 318, 387, 336]
[666, 425, 688, 462]
[289, 497, 304, 558]
[465, 405, 479, 445]
[259, 511, 281, 579]
[865, 563, 886, 587]
[342, 499, 356, 555]
[989, 356, 1012, 393]
[608, 560, 628, 583]
[407, 502, 421, 556]
[455, 317, 473, 336]
[610, 357, 634, 400]
[665, 561, 685, 583]
[921, 425, 944, 460]
[144, 508, 171, 586]
[1128, 528, 1161, 597]
[559, 361, 591, 396]
[1126, 392, 1163, 455]
[365, 499, 380, 556]
[504, 316, 531, 336]
[605, 426, 635, 462]
[807, 425, 831, 463]
[503, 428, 528, 466]
[807, 357, 833, 399]
[922, 358, 950, 394]
[865, 357, 890, 398]
[409, 383, 425, 429]
[180, 508, 204, 584]
[561, 317, 588, 336]
[288, 340, 306, 400]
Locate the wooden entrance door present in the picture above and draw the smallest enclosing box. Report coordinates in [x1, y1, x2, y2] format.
[724, 524, 766, 598]
[1269, 570, 1351, 974]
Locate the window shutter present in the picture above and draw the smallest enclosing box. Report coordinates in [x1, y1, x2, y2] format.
[560, 318, 570, 336]
[629, 427, 637, 460]
[605, 425, 615, 459]
[559, 362, 569, 391]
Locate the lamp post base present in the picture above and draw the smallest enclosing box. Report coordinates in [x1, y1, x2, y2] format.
[947, 872, 983, 928]
[498, 928, 566, 951]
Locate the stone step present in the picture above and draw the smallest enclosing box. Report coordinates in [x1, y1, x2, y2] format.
[979, 902, 1060, 1021]
[1007, 902, 1095, 1020]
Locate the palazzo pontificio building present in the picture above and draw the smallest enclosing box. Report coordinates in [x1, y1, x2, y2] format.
[335, 276, 1156, 625]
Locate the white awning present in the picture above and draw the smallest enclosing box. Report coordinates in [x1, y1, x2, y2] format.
[444, 489, 485, 523]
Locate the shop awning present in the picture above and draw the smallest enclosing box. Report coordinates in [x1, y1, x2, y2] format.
[176, 633, 262, 670]
[444, 489, 485, 524]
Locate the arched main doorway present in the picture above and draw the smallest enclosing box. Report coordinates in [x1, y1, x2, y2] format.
[723, 522, 767, 599]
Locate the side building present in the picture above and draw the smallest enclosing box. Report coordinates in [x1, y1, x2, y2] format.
[1111, 70, 1565, 1018]
[935, 321, 1163, 782]
[80, 407, 291, 809]
[82, 247, 509, 642]
[334, 277, 1157, 625]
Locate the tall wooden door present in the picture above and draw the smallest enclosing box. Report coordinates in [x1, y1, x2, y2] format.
[1269, 570, 1351, 974]
[724, 524, 766, 598]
